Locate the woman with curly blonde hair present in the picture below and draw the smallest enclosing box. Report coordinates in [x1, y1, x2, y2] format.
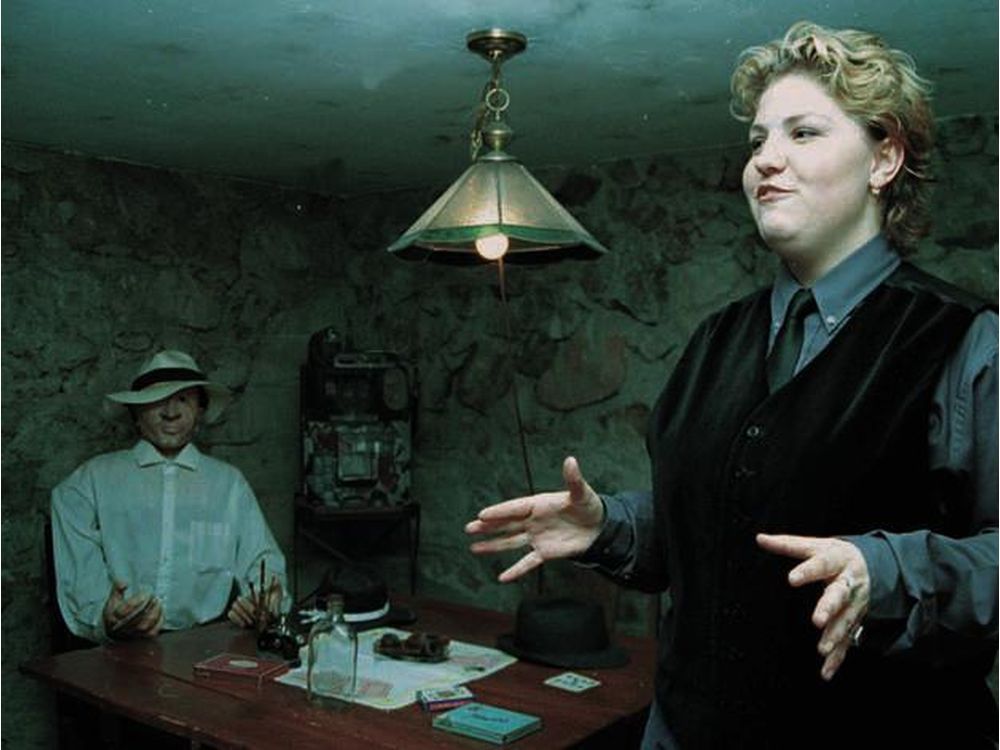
[732, 20, 935, 252]
[468, 21, 997, 749]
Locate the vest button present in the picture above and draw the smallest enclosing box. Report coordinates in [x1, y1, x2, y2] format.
[728, 511, 750, 528]
[723, 645, 744, 662]
[722, 603, 746, 620]
[745, 425, 762, 438]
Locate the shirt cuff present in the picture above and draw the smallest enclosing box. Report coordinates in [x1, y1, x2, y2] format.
[572, 493, 636, 576]
[841, 532, 913, 652]
[843, 532, 911, 620]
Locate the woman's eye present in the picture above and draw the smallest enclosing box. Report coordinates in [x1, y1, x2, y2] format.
[749, 137, 765, 152]
[792, 128, 818, 141]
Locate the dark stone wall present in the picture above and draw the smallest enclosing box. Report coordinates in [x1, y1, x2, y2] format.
[2, 114, 996, 746]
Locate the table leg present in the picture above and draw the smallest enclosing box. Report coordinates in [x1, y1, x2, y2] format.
[409, 506, 420, 594]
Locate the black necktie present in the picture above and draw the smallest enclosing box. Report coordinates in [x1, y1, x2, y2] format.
[767, 288, 816, 392]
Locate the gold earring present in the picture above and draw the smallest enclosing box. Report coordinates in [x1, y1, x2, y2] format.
[870, 183, 882, 197]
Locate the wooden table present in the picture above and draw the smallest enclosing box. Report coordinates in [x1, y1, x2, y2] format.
[22, 596, 655, 749]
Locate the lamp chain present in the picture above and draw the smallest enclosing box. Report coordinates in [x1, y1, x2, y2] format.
[470, 52, 509, 161]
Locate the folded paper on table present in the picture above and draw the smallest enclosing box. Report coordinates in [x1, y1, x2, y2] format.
[276, 627, 517, 710]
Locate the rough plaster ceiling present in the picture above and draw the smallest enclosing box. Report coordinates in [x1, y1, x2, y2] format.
[3, 1, 997, 198]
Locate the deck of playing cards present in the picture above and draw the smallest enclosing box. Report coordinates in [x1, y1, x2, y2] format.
[432, 702, 541, 744]
[417, 685, 475, 712]
[543, 671, 601, 693]
[193, 652, 288, 688]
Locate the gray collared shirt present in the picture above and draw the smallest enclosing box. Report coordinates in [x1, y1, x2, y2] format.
[770, 234, 998, 652]
[771, 234, 997, 500]
[590, 234, 998, 657]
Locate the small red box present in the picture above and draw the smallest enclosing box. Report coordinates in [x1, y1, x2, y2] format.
[193, 652, 288, 688]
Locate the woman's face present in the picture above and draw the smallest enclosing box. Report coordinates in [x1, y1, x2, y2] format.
[742, 73, 894, 284]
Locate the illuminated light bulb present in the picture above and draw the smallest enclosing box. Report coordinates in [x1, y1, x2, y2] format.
[475, 233, 509, 260]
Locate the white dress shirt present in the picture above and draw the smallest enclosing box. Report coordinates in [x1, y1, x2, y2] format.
[52, 440, 287, 642]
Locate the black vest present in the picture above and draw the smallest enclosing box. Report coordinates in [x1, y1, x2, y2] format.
[648, 264, 994, 749]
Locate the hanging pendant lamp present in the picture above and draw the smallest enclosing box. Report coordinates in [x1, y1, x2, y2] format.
[387, 29, 608, 265]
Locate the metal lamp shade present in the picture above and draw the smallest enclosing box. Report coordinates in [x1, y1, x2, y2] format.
[387, 151, 608, 265]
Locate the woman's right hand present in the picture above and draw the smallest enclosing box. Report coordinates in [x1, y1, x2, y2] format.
[465, 456, 605, 582]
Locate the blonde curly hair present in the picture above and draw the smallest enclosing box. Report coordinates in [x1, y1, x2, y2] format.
[730, 21, 935, 251]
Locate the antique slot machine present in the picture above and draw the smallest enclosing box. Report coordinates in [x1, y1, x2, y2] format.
[300, 329, 417, 509]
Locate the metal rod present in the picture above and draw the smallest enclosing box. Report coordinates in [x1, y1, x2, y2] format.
[495, 259, 544, 594]
[496, 258, 535, 496]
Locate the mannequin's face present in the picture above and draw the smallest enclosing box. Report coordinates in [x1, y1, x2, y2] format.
[134, 387, 204, 457]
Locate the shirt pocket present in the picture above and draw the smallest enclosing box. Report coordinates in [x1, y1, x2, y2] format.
[188, 521, 233, 573]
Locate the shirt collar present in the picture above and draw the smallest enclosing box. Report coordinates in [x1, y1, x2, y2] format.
[132, 439, 201, 470]
[772, 234, 900, 333]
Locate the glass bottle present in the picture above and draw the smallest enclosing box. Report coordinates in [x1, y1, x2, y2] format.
[306, 594, 358, 702]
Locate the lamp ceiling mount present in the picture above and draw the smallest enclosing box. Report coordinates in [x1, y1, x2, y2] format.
[466, 29, 527, 63]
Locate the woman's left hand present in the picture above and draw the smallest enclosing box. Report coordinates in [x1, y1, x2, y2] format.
[756, 533, 869, 681]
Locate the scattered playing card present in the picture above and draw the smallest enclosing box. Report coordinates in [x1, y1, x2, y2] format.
[354, 677, 393, 699]
[418, 686, 474, 703]
[543, 671, 601, 693]
[417, 685, 475, 711]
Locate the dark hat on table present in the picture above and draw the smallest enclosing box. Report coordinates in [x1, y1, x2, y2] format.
[497, 597, 628, 669]
[319, 564, 416, 632]
[105, 350, 231, 424]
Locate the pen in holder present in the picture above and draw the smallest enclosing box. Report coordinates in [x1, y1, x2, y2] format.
[257, 559, 267, 635]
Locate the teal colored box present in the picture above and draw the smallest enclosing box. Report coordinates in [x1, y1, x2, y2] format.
[432, 702, 542, 745]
